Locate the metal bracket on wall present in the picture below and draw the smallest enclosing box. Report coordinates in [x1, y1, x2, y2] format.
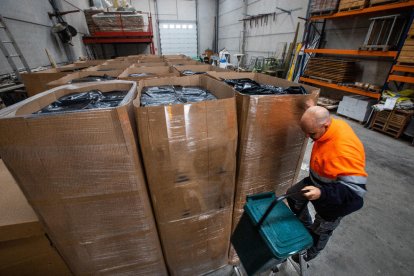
[240, 7, 302, 28]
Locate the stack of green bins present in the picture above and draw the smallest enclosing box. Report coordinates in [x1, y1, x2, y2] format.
[231, 192, 313, 275]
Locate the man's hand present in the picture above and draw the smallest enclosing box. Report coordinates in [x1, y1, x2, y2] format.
[302, 186, 321, 200]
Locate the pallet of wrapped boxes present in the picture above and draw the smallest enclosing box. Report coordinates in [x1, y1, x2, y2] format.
[207, 72, 319, 265]
[134, 75, 237, 275]
[0, 81, 167, 275]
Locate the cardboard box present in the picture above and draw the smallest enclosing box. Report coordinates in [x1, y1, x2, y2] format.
[207, 72, 319, 263]
[163, 54, 188, 60]
[137, 55, 164, 62]
[46, 70, 123, 89]
[118, 66, 179, 81]
[0, 160, 71, 275]
[0, 81, 167, 275]
[85, 63, 131, 72]
[173, 64, 229, 76]
[74, 59, 106, 66]
[21, 64, 91, 97]
[103, 59, 136, 66]
[21, 69, 67, 97]
[132, 62, 168, 67]
[167, 59, 200, 66]
[134, 75, 237, 275]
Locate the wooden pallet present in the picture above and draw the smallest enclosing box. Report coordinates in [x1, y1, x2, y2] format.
[311, 9, 337, 16]
[370, 109, 414, 138]
[338, 0, 367, 11]
[304, 57, 357, 83]
[369, 0, 401, 6]
[398, 38, 414, 65]
[311, 0, 340, 14]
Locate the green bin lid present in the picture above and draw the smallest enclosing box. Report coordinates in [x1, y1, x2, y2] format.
[244, 192, 313, 259]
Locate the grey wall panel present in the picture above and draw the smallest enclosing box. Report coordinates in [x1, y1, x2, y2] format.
[218, 0, 307, 66]
[0, 0, 89, 75]
[197, 0, 216, 53]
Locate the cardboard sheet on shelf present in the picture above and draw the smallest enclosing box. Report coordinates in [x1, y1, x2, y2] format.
[0, 81, 167, 275]
[134, 75, 237, 275]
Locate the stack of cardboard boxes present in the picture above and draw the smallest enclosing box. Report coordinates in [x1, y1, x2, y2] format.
[1, 54, 319, 275]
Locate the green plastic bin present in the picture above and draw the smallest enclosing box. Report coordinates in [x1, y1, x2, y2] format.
[231, 192, 313, 275]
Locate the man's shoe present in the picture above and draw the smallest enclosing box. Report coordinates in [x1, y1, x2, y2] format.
[291, 254, 300, 264]
[291, 251, 318, 264]
[304, 251, 318, 262]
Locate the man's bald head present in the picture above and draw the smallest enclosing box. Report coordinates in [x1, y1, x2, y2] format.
[300, 106, 331, 140]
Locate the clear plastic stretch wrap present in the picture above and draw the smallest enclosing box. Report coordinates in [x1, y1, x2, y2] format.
[0, 81, 167, 275]
[92, 12, 145, 32]
[134, 75, 237, 275]
[118, 66, 179, 81]
[208, 72, 320, 264]
[46, 71, 123, 89]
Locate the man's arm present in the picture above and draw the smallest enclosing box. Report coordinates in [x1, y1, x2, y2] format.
[302, 182, 363, 204]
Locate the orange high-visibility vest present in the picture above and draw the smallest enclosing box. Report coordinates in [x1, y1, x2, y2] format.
[310, 118, 367, 194]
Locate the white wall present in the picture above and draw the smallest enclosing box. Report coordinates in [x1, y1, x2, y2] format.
[218, 0, 308, 65]
[0, 0, 89, 75]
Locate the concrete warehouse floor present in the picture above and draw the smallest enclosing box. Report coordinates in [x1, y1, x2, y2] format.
[210, 115, 414, 276]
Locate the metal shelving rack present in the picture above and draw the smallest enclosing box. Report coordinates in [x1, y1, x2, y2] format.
[82, 12, 155, 57]
[298, 1, 414, 99]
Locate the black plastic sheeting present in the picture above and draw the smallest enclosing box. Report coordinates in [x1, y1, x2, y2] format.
[140, 85, 217, 106]
[181, 70, 206, 76]
[128, 73, 156, 77]
[223, 78, 307, 95]
[34, 90, 128, 114]
[69, 74, 116, 84]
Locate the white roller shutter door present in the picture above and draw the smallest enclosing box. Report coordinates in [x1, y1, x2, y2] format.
[159, 21, 197, 57]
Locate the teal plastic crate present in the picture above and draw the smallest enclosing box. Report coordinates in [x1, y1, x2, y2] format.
[231, 192, 313, 275]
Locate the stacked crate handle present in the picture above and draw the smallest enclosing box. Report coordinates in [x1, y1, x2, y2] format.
[254, 190, 309, 227]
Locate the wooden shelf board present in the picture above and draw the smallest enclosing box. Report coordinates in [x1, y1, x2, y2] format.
[300, 77, 381, 99]
[387, 74, 414, 84]
[311, 1, 414, 20]
[304, 48, 398, 58]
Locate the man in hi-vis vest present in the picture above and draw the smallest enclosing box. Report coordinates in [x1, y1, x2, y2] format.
[289, 106, 367, 263]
